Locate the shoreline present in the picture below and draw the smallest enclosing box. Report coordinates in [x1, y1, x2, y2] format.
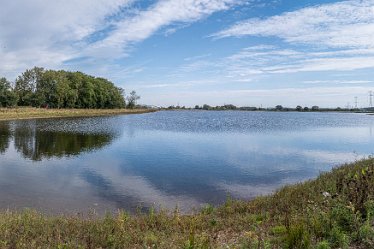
[0, 158, 373, 248]
[163, 108, 374, 114]
[0, 108, 157, 121]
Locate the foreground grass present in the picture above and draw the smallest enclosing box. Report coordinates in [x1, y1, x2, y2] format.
[1, 159, 373, 248]
[0, 108, 156, 121]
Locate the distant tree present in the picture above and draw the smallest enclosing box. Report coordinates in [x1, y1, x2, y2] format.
[223, 104, 237, 110]
[240, 106, 257, 111]
[296, 105, 303, 111]
[202, 104, 211, 110]
[194, 105, 200, 109]
[275, 105, 283, 111]
[311, 106, 320, 111]
[0, 77, 17, 107]
[303, 107, 309, 111]
[126, 90, 140, 109]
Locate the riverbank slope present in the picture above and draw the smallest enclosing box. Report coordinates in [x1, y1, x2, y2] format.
[0, 159, 373, 248]
[0, 108, 156, 121]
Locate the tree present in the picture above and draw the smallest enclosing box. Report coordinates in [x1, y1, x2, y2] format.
[5, 68, 126, 109]
[311, 106, 319, 111]
[14, 67, 44, 106]
[0, 77, 17, 107]
[223, 104, 237, 110]
[303, 107, 309, 111]
[78, 78, 96, 108]
[202, 104, 211, 110]
[126, 91, 140, 109]
[275, 105, 283, 111]
[296, 105, 303, 111]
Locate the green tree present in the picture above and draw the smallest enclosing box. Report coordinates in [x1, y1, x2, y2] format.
[11, 68, 126, 109]
[311, 106, 320, 111]
[275, 105, 283, 111]
[0, 77, 17, 107]
[15, 67, 44, 106]
[78, 77, 96, 108]
[126, 90, 140, 109]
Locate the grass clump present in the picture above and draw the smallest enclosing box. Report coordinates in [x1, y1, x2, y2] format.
[0, 159, 373, 248]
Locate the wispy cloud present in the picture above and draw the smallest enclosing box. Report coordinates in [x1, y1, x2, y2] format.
[228, 47, 374, 79]
[172, 45, 374, 83]
[0, 0, 241, 79]
[303, 80, 373, 85]
[142, 86, 373, 107]
[84, 0, 240, 58]
[0, 0, 134, 78]
[207, 0, 374, 82]
[213, 0, 374, 49]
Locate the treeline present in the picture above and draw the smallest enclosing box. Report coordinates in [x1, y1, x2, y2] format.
[167, 104, 362, 112]
[0, 67, 139, 109]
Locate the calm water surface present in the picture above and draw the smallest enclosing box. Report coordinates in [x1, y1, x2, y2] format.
[0, 111, 373, 214]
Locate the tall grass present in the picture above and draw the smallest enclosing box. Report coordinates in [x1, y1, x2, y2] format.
[0, 159, 373, 248]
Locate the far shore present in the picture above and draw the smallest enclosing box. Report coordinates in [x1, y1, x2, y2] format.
[0, 107, 156, 121]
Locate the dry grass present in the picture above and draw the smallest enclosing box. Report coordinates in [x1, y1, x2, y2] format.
[0, 107, 156, 121]
[0, 159, 373, 248]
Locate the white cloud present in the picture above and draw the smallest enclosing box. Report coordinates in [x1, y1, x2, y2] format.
[85, 0, 239, 58]
[140, 86, 374, 107]
[213, 0, 374, 49]
[158, 1, 374, 86]
[207, 0, 374, 81]
[0, 0, 240, 79]
[0, 0, 133, 78]
[172, 45, 374, 84]
[303, 80, 373, 84]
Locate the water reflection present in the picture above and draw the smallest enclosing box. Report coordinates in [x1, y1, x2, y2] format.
[0, 111, 373, 214]
[0, 120, 115, 160]
[0, 123, 11, 153]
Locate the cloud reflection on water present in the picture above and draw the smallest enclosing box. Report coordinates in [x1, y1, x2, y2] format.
[0, 111, 373, 214]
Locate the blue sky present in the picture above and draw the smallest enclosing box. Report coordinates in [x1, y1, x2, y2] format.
[1, 0, 374, 107]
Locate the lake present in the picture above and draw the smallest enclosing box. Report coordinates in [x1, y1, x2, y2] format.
[0, 111, 373, 214]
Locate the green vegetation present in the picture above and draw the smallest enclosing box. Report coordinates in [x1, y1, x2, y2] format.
[0, 159, 373, 248]
[0, 67, 136, 109]
[0, 107, 154, 121]
[0, 78, 17, 107]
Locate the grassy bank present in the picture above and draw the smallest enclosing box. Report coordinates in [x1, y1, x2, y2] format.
[1, 159, 373, 248]
[0, 108, 156, 121]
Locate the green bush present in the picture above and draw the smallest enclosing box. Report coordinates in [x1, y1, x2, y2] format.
[329, 227, 349, 249]
[315, 240, 331, 249]
[285, 223, 311, 249]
